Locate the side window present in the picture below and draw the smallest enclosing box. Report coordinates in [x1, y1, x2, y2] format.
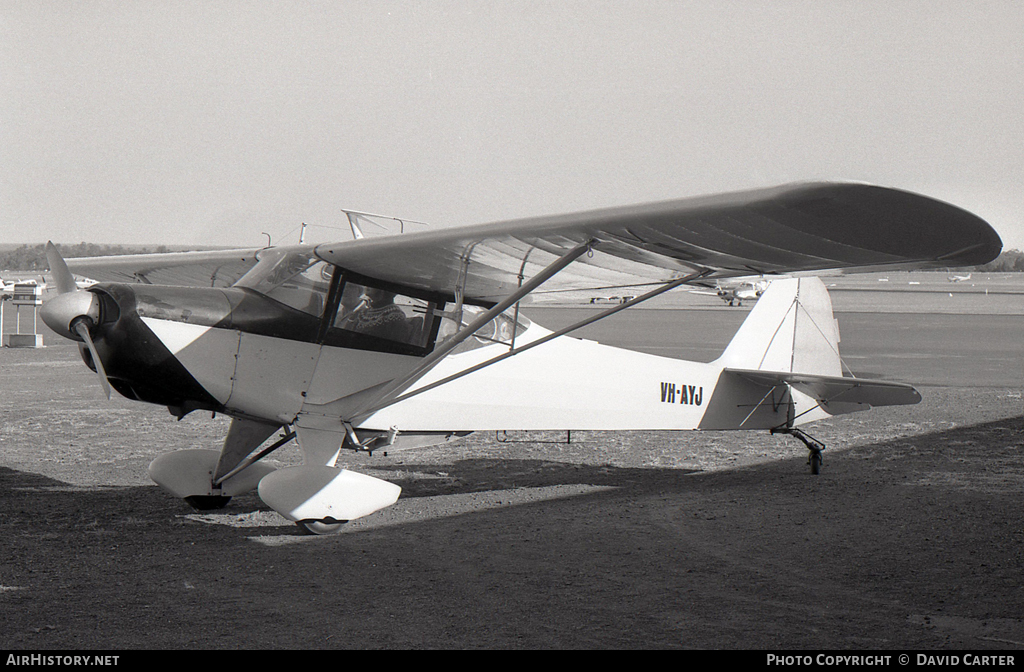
[436, 305, 531, 352]
[332, 281, 436, 350]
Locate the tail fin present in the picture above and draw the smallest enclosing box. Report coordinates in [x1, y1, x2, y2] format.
[700, 277, 919, 430]
[713, 277, 842, 376]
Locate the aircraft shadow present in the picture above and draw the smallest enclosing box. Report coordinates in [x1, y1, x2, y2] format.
[1, 414, 1019, 534]
[2, 415, 1023, 649]
[0, 457, 704, 542]
[370, 457, 702, 499]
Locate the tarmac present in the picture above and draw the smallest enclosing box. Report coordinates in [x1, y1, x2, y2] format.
[0, 271, 1021, 649]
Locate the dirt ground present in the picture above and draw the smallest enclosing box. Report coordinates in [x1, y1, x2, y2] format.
[1, 325, 1023, 650]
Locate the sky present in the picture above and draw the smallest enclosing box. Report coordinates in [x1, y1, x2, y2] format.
[2, 0, 1022, 251]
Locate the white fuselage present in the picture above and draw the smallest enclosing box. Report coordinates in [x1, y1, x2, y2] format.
[359, 321, 718, 431]
[142, 314, 720, 432]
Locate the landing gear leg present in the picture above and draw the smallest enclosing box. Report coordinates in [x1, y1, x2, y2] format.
[771, 427, 825, 475]
[808, 448, 822, 475]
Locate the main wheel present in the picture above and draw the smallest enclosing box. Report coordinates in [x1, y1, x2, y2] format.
[184, 495, 232, 510]
[296, 519, 348, 535]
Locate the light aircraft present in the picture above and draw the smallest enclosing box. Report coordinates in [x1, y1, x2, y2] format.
[39, 182, 1001, 534]
[1, 277, 42, 290]
[948, 272, 972, 283]
[588, 295, 635, 304]
[691, 278, 768, 306]
[1, 277, 48, 299]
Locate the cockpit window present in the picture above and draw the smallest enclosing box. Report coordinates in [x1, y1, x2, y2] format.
[436, 304, 532, 352]
[332, 280, 436, 349]
[235, 255, 531, 357]
[234, 249, 332, 317]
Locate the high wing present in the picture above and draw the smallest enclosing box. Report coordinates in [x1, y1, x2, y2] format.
[64, 182, 1000, 298]
[65, 248, 262, 287]
[314, 182, 1001, 302]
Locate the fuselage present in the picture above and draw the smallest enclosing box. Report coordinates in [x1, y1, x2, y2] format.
[72, 275, 822, 438]
[79, 278, 718, 426]
[50, 249, 852, 442]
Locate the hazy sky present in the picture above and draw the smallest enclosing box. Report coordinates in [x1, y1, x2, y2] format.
[3, 0, 1022, 251]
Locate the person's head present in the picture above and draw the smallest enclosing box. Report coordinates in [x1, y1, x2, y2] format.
[366, 287, 396, 306]
[340, 282, 366, 311]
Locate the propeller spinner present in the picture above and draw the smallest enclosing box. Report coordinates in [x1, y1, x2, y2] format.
[40, 242, 112, 399]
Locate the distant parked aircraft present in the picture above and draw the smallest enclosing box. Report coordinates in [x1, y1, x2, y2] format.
[691, 278, 768, 306]
[589, 295, 635, 304]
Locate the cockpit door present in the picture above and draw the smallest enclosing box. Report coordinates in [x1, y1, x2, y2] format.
[223, 255, 336, 423]
[304, 274, 445, 407]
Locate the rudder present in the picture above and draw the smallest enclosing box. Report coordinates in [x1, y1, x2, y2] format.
[712, 277, 842, 376]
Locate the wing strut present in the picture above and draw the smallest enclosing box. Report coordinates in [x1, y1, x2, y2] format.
[509, 249, 535, 351]
[212, 429, 297, 487]
[341, 239, 599, 428]
[349, 266, 713, 425]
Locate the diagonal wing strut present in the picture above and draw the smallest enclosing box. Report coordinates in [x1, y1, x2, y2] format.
[340, 233, 713, 431]
[347, 266, 714, 426]
[341, 238, 600, 427]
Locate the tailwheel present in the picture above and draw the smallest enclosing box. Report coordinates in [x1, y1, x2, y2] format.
[770, 427, 826, 475]
[808, 448, 822, 475]
[184, 495, 232, 510]
[296, 519, 348, 535]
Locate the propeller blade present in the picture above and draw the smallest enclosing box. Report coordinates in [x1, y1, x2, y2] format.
[44, 242, 111, 399]
[45, 242, 79, 294]
[73, 321, 112, 400]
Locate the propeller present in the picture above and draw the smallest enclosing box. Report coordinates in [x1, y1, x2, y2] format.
[40, 242, 112, 399]
[72, 319, 112, 400]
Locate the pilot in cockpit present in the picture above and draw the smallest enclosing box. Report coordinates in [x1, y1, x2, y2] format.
[335, 284, 409, 341]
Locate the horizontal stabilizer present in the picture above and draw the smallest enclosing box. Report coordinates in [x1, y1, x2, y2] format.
[724, 368, 922, 409]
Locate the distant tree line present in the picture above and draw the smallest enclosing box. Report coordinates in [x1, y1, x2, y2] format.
[0, 243, 172, 271]
[971, 249, 1024, 272]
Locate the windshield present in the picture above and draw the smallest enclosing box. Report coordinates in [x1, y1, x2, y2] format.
[234, 249, 332, 316]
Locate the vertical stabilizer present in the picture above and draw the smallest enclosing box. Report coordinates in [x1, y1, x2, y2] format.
[713, 277, 842, 376]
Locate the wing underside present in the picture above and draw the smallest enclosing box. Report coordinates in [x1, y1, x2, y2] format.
[314, 182, 1001, 302]
[66, 248, 261, 287]
[62, 182, 1000, 299]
